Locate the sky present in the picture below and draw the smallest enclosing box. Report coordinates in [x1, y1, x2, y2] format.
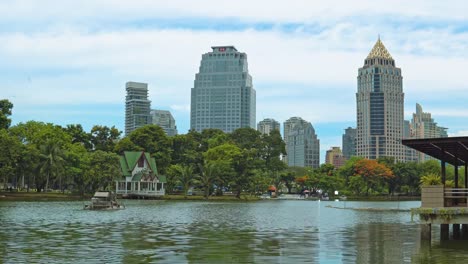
[1, 0, 468, 161]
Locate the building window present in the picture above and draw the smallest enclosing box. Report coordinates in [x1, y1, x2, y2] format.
[138, 157, 144, 167]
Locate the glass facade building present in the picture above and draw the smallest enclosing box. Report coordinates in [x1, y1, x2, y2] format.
[190, 46, 256, 133]
[125, 81, 152, 135]
[151, 109, 178, 137]
[356, 38, 406, 161]
[342, 127, 356, 159]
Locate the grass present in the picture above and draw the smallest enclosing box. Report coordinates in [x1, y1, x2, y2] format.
[0, 191, 87, 201]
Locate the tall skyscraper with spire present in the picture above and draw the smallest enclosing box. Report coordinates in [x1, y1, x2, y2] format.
[356, 38, 405, 161]
[190, 46, 256, 133]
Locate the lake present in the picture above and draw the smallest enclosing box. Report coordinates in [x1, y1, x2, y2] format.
[1, 200, 468, 263]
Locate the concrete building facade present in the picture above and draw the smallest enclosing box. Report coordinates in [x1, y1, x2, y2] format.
[356, 38, 406, 161]
[285, 118, 320, 168]
[325, 147, 346, 168]
[151, 109, 178, 137]
[257, 118, 280, 135]
[125, 81, 152, 135]
[408, 103, 448, 162]
[190, 46, 256, 133]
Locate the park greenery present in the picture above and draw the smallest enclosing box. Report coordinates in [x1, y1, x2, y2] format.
[0, 98, 465, 199]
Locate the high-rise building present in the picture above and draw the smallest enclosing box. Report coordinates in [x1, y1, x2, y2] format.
[356, 38, 405, 161]
[342, 127, 356, 159]
[286, 118, 320, 168]
[257, 118, 280, 135]
[125, 81, 152, 135]
[283, 117, 307, 147]
[325, 147, 346, 168]
[151, 109, 178, 137]
[190, 46, 256, 133]
[409, 103, 448, 162]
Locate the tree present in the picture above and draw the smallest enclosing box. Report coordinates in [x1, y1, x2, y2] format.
[171, 132, 202, 166]
[354, 159, 394, 195]
[64, 124, 93, 150]
[280, 171, 296, 194]
[39, 139, 66, 192]
[85, 151, 121, 193]
[128, 125, 172, 174]
[176, 164, 195, 198]
[65, 143, 90, 195]
[90, 125, 121, 152]
[10, 121, 72, 192]
[204, 143, 241, 195]
[0, 99, 13, 130]
[114, 137, 141, 154]
[0, 129, 21, 189]
[196, 162, 219, 199]
[262, 130, 286, 174]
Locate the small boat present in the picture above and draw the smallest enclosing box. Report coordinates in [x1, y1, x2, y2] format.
[84, 191, 124, 210]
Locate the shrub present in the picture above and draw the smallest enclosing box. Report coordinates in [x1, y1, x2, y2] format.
[420, 174, 442, 186]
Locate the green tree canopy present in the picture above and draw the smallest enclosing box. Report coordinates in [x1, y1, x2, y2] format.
[0, 99, 13, 130]
[90, 125, 121, 152]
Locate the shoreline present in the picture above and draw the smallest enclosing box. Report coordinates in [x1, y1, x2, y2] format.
[0, 192, 421, 202]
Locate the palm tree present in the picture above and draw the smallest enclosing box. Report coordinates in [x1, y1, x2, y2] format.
[178, 165, 195, 198]
[197, 162, 219, 199]
[40, 139, 65, 192]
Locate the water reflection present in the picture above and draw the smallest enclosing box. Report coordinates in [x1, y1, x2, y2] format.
[1, 200, 468, 263]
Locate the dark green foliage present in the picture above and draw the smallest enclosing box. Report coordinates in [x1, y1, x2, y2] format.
[90, 125, 121, 152]
[0, 99, 13, 130]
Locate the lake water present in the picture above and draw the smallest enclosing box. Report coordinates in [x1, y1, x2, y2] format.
[1, 200, 468, 263]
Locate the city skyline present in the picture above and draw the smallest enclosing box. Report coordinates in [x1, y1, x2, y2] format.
[3, 1, 468, 161]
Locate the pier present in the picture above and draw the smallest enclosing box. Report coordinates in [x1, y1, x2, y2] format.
[403, 137, 468, 242]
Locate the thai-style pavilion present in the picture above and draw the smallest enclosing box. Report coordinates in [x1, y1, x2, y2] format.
[115, 151, 166, 197]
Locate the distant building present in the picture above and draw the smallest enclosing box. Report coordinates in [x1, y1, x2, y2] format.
[283, 117, 307, 147]
[325, 147, 346, 168]
[356, 38, 406, 161]
[257, 118, 280, 135]
[151, 109, 178, 137]
[190, 46, 256, 133]
[342, 127, 356, 159]
[283, 117, 308, 164]
[286, 118, 320, 168]
[404, 120, 417, 162]
[409, 103, 448, 162]
[125, 82, 152, 135]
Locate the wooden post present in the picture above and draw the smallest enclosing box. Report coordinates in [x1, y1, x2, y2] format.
[462, 224, 468, 239]
[453, 224, 461, 240]
[441, 224, 449, 240]
[442, 161, 446, 185]
[420, 224, 431, 241]
[465, 163, 467, 188]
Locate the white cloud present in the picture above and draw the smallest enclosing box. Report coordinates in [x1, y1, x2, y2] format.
[2, 0, 468, 24]
[2, 0, 468, 143]
[449, 130, 468, 137]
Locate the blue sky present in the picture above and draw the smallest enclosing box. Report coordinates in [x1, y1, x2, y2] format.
[2, 0, 468, 162]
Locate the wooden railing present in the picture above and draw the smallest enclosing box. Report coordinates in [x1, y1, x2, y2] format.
[444, 188, 468, 207]
[115, 189, 165, 196]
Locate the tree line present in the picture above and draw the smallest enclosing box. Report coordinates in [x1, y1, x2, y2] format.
[1, 99, 461, 197]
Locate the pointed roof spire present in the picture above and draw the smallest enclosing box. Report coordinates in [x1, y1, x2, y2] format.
[366, 37, 393, 60]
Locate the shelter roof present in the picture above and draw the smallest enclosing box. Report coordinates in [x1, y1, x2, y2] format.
[402, 137, 468, 166]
